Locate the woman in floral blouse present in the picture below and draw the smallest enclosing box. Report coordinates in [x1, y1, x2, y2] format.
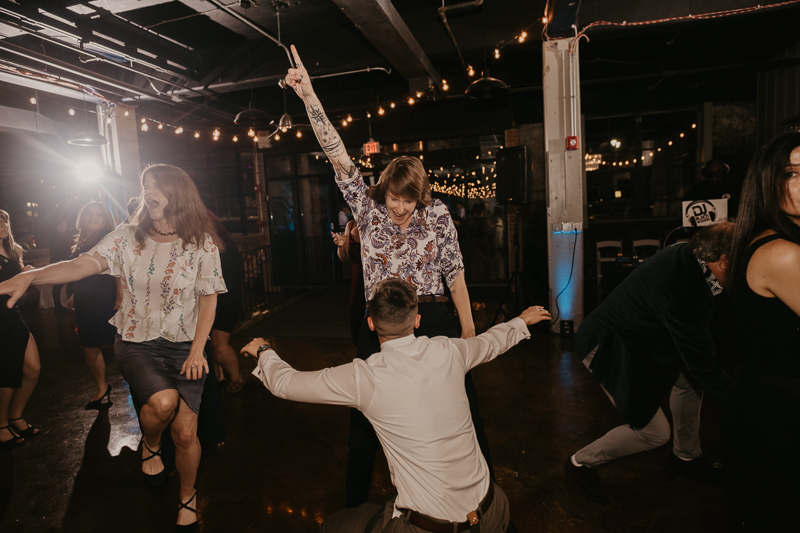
[284, 45, 494, 507]
[0, 164, 226, 531]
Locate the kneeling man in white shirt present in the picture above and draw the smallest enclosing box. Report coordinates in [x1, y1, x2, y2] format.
[241, 278, 550, 533]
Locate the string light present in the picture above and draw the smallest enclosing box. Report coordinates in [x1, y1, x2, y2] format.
[248, 128, 255, 137]
[366, 112, 371, 118]
[518, 31, 527, 43]
[407, 97, 415, 105]
[679, 132, 684, 137]
[692, 123, 697, 129]
[296, 130, 302, 138]
[378, 107, 385, 115]
[233, 135, 238, 142]
[194, 132, 200, 138]
[29, 97, 36, 104]
[346, 115, 353, 123]
[175, 127, 183, 134]
[157, 123, 163, 130]
[68, 108, 75, 116]
[253, 135, 259, 142]
[342, 120, 348, 126]
[494, 48, 500, 59]
[274, 134, 280, 141]
[141, 123, 148, 131]
[141, 118, 146, 123]
[390, 102, 396, 109]
[467, 65, 475, 76]
[442, 79, 449, 91]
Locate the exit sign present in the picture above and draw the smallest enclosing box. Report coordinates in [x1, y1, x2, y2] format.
[364, 141, 380, 155]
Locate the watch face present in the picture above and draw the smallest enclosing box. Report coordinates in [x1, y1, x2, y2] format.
[257, 344, 272, 353]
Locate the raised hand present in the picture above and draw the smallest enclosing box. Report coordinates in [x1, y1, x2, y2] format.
[518, 306, 552, 326]
[284, 45, 313, 100]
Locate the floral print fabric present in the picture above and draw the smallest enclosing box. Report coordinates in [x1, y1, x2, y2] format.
[338, 169, 464, 301]
[89, 224, 227, 343]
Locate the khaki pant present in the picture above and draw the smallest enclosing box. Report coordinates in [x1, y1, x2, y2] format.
[322, 483, 510, 533]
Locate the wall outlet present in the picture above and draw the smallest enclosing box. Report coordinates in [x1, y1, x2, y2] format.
[563, 222, 573, 232]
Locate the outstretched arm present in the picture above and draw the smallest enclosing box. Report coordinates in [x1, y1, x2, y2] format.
[0, 253, 107, 308]
[284, 45, 356, 182]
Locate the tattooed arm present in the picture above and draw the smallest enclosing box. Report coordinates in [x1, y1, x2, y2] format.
[284, 45, 356, 182]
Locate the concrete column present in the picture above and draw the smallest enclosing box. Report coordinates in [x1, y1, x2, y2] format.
[99, 103, 141, 217]
[542, 39, 586, 334]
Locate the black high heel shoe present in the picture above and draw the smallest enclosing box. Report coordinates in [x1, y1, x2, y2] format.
[141, 438, 166, 487]
[175, 491, 197, 532]
[0, 425, 25, 451]
[85, 383, 113, 410]
[8, 418, 38, 439]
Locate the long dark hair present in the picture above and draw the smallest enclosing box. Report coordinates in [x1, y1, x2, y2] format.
[72, 201, 116, 253]
[132, 164, 220, 251]
[0, 209, 22, 264]
[729, 132, 800, 293]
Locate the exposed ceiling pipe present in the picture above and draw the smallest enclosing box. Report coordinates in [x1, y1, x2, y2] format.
[203, 0, 296, 68]
[438, 0, 483, 71]
[0, 41, 172, 103]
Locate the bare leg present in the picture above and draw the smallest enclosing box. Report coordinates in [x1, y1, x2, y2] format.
[171, 397, 200, 526]
[139, 389, 179, 476]
[83, 346, 108, 401]
[0, 387, 17, 443]
[8, 335, 41, 434]
[208, 330, 242, 382]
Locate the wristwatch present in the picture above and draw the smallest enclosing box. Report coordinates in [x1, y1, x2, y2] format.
[256, 343, 273, 356]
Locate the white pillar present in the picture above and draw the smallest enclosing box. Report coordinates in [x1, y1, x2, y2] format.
[99, 103, 141, 218]
[542, 39, 586, 334]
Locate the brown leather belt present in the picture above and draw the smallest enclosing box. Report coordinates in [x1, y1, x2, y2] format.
[399, 483, 494, 533]
[366, 295, 448, 308]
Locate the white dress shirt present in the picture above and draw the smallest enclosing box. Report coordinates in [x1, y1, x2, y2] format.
[253, 317, 530, 522]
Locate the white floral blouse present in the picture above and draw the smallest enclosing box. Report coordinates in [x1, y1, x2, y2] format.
[338, 169, 464, 302]
[89, 224, 227, 343]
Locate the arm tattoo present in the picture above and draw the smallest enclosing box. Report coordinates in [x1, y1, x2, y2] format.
[305, 101, 352, 180]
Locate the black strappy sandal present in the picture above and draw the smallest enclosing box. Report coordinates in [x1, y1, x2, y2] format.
[141, 438, 166, 487]
[85, 383, 113, 410]
[175, 491, 197, 532]
[8, 418, 38, 439]
[0, 425, 25, 451]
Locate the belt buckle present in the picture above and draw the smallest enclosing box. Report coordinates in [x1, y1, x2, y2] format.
[467, 510, 479, 525]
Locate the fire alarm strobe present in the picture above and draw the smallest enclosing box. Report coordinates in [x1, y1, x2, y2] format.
[566, 136, 579, 151]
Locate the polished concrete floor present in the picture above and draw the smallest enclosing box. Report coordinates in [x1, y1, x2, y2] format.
[0, 284, 730, 532]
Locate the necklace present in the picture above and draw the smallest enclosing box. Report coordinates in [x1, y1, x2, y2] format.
[151, 228, 177, 237]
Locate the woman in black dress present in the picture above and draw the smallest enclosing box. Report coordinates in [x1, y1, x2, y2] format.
[0, 209, 41, 449]
[726, 132, 800, 530]
[65, 201, 118, 409]
[332, 219, 365, 345]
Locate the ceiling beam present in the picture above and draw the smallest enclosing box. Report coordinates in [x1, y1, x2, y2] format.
[330, 0, 441, 92]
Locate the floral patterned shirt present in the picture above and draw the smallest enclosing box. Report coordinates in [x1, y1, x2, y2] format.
[89, 224, 227, 343]
[338, 169, 464, 302]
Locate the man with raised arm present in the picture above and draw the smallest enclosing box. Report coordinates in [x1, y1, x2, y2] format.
[283, 45, 498, 507]
[241, 278, 551, 532]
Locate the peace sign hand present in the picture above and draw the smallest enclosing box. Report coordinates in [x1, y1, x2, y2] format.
[284, 44, 313, 100]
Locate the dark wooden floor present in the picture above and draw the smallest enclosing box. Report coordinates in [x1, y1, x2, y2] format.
[0, 284, 730, 532]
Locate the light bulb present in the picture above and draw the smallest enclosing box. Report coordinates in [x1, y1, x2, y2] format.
[692, 123, 697, 129]
[253, 135, 259, 142]
[248, 128, 255, 137]
[281, 127, 287, 133]
[407, 97, 415, 105]
[518, 31, 527, 43]
[157, 123, 163, 130]
[542, 16, 548, 24]
[346, 115, 353, 122]
[141, 123, 149, 131]
[494, 48, 500, 59]
[366, 112, 371, 118]
[679, 133, 684, 138]
[378, 107, 385, 115]
[233, 135, 238, 142]
[442, 82, 449, 91]
[68, 108, 75, 116]
[124, 110, 129, 116]
[296, 130, 302, 138]
[213, 129, 220, 137]
[194, 132, 200, 138]
[29, 97, 37, 105]
[467, 65, 475, 76]
[342, 120, 347, 127]
[668, 141, 673, 146]
[390, 102, 396, 108]
[274, 134, 280, 141]
[141, 118, 146, 123]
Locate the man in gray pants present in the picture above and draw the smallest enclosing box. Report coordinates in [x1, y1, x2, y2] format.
[565, 223, 733, 504]
[242, 278, 551, 532]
